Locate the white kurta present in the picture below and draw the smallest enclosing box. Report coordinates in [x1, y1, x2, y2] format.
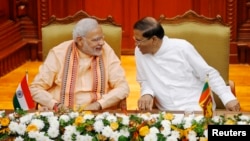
[135, 36, 236, 111]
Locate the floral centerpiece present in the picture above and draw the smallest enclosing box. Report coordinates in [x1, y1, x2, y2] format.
[0, 109, 249, 141]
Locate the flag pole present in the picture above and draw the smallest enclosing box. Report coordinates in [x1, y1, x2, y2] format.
[25, 69, 28, 82]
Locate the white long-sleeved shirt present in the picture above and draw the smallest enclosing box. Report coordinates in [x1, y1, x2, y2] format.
[135, 36, 236, 111]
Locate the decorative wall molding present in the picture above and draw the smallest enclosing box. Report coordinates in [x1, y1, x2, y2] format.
[226, 0, 237, 41]
[40, 0, 49, 25]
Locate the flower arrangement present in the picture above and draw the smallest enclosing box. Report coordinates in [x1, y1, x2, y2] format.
[0, 109, 249, 141]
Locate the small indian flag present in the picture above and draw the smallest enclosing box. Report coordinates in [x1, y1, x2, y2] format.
[199, 79, 213, 118]
[13, 73, 35, 110]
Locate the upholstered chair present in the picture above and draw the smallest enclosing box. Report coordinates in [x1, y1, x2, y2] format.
[159, 10, 234, 109]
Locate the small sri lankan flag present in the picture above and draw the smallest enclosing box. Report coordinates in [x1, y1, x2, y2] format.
[199, 79, 213, 118]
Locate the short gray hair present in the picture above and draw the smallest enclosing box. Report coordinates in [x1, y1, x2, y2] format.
[72, 18, 99, 41]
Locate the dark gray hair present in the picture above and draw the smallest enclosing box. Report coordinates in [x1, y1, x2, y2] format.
[133, 17, 164, 39]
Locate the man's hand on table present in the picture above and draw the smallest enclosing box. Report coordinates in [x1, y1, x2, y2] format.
[138, 94, 154, 111]
[225, 99, 241, 111]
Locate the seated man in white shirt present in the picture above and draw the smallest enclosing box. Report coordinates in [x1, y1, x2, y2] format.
[133, 16, 240, 112]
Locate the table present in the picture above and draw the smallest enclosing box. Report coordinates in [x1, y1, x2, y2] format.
[1, 109, 250, 141]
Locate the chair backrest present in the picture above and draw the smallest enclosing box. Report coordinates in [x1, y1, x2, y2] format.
[41, 10, 122, 60]
[158, 10, 231, 109]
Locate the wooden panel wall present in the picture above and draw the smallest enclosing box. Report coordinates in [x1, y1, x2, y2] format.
[1, 0, 249, 73]
[0, 0, 40, 76]
[0, 0, 9, 23]
[36, 0, 240, 63]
